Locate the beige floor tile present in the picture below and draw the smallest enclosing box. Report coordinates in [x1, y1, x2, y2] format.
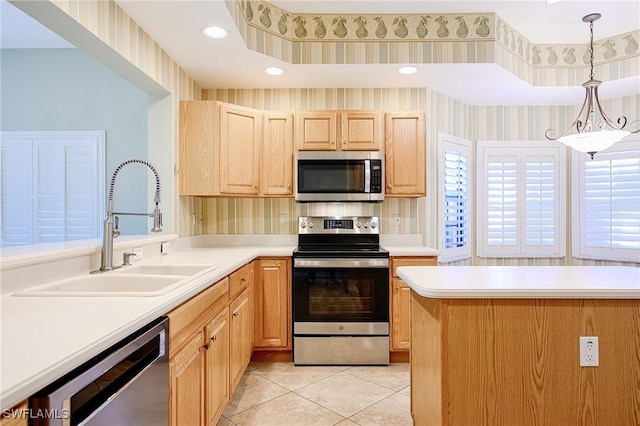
[223, 372, 290, 417]
[348, 392, 413, 426]
[228, 392, 345, 426]
[346, 363, 410, 391]
[399, 385, 410, 396]
[216, 416, 235, 425]
[335, 420, 359, 425]
[249, 361, 350, 390]
[294, 372, 395, 418]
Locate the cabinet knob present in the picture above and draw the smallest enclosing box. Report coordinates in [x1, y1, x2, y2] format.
[210, 335, 217, 342]
[241, 277, 246, 283]
[387, 183, 393, 189]
[202, 342, 210, 350]
[287, 184, 291, 190]
[254, 184, 260, 189]
[233, 311, 239, 318]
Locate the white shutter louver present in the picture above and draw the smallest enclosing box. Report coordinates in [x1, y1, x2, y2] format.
[486, 159, 518, 247]
[444, 150, 469, 249]
[525, 158, 556, 247]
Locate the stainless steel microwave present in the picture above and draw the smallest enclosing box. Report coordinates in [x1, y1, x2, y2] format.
[295, 151, 384, 202]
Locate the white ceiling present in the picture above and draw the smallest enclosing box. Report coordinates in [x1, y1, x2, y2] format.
[3, 0, 639, 106]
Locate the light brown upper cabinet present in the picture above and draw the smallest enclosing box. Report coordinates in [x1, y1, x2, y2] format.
[219, 103, 262, 195]
[179, 101, 217, 195]
[341, 111, 383, 151]
[179, 101, 261, 196]
[262, 112, 294, 196]
[385, 111, 426, 197]
[296, 111, 383, 151]
[296, 111, 337, 151]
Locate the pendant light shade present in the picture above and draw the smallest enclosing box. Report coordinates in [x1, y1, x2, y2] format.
[545, 13, 638, 159]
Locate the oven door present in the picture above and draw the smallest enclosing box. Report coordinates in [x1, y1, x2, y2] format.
[292, 258, 389, 324]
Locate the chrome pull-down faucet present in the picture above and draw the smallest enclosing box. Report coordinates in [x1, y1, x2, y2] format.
[98, 158, 162, 272]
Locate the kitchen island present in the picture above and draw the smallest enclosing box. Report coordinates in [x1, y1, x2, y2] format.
[396, 266, 640, 426]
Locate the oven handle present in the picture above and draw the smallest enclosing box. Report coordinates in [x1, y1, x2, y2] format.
[293, 258, 389, 268]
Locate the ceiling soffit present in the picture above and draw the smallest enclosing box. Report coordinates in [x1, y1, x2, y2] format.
[229, 1, 640, 87]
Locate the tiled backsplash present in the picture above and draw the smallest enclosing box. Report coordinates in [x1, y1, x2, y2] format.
[201, 198, 421, 235]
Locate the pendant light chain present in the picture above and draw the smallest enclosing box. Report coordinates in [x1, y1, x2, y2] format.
[588, 20, 595, 80]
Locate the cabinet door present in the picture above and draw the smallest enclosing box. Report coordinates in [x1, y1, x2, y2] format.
[179, 101, 217, 195]
[296, 111, 337, 150]
[219, 103, 261, 195]
[341, 111, 383, 151]
[262, 112, 294, 196]
[205, 307, 230, 426]
[254, 258, 290, 349]
[385, 111, 426, 196]
[391, 278, 412, 351]
[390, 257, 437, 351]
[0, 401, 28, 426]
[170, 331, 205, 426]
[230, 287, 252, 393]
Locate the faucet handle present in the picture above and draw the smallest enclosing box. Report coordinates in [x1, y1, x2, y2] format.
[113, 216, 121, 238]
[122, 252, 134, 266]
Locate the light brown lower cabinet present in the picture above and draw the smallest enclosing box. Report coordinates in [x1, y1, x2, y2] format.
[390, 256, 437, 351]
[0, 401, 28, 426]
[229, 286, 252, 393]
[253, 258, 291, 350]
[167, 277, 230, 426]
[204, 307, 230, 426]
[170, 331, 206, 426]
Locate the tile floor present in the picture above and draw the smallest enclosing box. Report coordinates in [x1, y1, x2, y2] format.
[218, 362, 412, 426]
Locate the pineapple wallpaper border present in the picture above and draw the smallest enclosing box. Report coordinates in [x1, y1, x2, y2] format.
[230, 1, 638, 70]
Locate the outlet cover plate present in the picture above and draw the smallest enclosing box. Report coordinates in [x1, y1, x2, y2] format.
[579, 336, 599, 367]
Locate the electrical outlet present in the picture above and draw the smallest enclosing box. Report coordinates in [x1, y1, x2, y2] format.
[133, 247, 143, 260]
[579, 336, 599, 367]
[161, 242, 170, 254]
[393, 214, 401, 227]
[279, 214, 287, 225]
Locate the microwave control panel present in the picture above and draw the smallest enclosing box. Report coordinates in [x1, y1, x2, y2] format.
[370, 160, 382, 193]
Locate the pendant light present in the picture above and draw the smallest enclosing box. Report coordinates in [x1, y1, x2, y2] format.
[545, 13, 638, 159]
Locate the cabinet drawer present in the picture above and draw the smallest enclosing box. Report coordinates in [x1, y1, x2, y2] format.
[229, 263, 252, 299]
[392, 257, 437, 277]
[168, 277, 229, 353]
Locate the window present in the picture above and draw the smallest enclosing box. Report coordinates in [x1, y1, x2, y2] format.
[0, 131, 105, 247]
[476, 141, 565, 258]
[572, 140, 640, 262]
[438, 133, 472, 262]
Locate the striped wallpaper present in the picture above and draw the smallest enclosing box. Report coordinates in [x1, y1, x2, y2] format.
[41, 0, 639, 267]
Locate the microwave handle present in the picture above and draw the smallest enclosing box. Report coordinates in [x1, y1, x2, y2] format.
[364, 160, 371, 193]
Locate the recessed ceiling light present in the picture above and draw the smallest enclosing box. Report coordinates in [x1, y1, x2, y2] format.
[397, 66, 418, 75]
[201, 26, 228, 39]
[264, 67, 284, 76]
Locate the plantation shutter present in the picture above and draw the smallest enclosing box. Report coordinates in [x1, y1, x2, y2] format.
[574, 142, 640, 262]
[478, 142, 565, 258]
[0, 131, 104, 247]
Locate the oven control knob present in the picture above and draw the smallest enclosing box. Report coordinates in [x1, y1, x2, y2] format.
[364, 222, 369, 228]
[300, 222, 307, 229]
[356, 221, 362, 228]
[371, 221, 377, 229]
[308, 221, 314, 228]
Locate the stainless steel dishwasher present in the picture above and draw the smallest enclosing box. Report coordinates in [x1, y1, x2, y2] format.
[30, 317, 168, 426]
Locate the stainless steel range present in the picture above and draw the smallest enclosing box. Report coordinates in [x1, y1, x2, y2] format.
[292, 216, 389, 365]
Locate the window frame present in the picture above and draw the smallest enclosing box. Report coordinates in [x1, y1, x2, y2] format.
[571, 139, 640, 262]
[437, 133, 473, 263]
[476, 140, 566, 258]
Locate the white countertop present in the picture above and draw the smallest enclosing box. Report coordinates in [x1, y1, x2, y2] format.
[0, 246, 292, 410]
[397, 266, 640, 299]
[0, 241, 438, 409]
